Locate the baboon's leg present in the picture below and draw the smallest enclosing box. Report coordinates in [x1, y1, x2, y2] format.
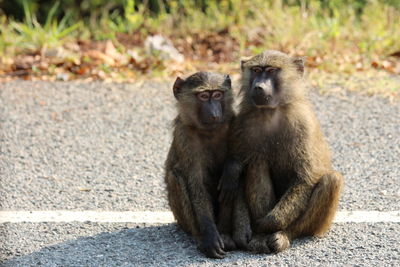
[258, 182, 314, 233]
[217, 201, 233, 233]
[217, 200, 236, 251]
[231, 186, 252, 250]
[245, 161, 276, 231]
[268, 171, 343, 253]
[245, 161, 276, 253]
[287, 171, 344, 238]
[166, 171, 199, 236]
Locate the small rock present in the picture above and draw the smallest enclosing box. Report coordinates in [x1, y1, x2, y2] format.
[56, 73, 69, 81]
[42, 47, 67, 58]
[145, 35, 184, 62]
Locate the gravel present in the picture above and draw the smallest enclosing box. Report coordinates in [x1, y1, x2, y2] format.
[0, 81, 174, 211]
[0, 81, 399, 211]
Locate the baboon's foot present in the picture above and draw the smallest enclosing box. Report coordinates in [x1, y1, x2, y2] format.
[232, 224, 252, 250]
[220, 234, 237, 251]
[248, 234, 271, 254]
[268, 231, 291, 253]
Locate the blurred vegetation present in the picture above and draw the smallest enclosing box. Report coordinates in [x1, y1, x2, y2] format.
[0, 0, 399, 97]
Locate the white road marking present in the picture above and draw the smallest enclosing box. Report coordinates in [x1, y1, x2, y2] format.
[334, 211, 400, 223]
[0, 210, 399, 223]
[0, 211, 174, 223]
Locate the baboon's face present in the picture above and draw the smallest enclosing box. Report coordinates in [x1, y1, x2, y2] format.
[241, 50, 304, 109]
[173, 72, 233, 130]
[247, 65, 281, 109]
[195, 89, 226, 127]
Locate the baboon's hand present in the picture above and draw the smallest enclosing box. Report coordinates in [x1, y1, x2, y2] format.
[233, 223, 252, 250]
[200, 231, 227, 259]
[218, 174, 239, 204]
[256, 213, 282, 233]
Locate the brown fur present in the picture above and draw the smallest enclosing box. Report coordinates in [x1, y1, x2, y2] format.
[165, 71, 248, 258]
[227, 50, 344, 253]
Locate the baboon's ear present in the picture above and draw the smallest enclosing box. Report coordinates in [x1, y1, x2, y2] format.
[292, 57, 305, 75]
[240, 57, 250, 71]
[173, 77, 185, 99]
[223, 74, 231, 88]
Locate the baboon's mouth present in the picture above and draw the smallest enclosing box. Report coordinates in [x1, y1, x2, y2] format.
[203, 120, 224, 126]
[200, 122, 225, 131]
[253, 98, 278, 109]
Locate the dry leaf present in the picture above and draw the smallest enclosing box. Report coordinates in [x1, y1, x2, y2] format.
[84, 50, 115, 66]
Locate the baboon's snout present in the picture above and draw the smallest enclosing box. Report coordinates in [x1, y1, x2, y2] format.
[252, 80, 274, 106]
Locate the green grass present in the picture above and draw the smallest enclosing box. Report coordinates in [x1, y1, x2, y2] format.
[1, 1, 81, 54]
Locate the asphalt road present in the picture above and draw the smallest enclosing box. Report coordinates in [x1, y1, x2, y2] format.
[0, 81, 399, 266]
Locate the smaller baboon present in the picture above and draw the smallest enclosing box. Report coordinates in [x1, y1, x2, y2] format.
[219, 50, 344, 253]
[164, 72, 251, 258]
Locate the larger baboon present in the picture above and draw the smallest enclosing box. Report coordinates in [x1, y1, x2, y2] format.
[165, 72, 251, 258]
[219, 50, 343, 253]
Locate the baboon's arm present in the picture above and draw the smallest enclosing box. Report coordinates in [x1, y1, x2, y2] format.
[188, 176, 218, 234]
[257, 181, 313, 232]
[174, 166, 226, 258]
[218, 157, 244, 203]
[173, 167, 217, 233]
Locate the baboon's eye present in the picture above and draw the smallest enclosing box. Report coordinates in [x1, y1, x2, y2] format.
[197, 92, 210, 101]
[211, 91, 223, 100]
[266, 67, 279, 73]
[251, 66, 263, 73]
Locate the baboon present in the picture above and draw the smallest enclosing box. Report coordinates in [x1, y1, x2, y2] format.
[219, 50, 344, 253]
[164, 72, 251, 258]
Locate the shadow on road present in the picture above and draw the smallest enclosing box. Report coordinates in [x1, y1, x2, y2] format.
[2, 224, 200, 266]
[1, 223, 314, 266]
